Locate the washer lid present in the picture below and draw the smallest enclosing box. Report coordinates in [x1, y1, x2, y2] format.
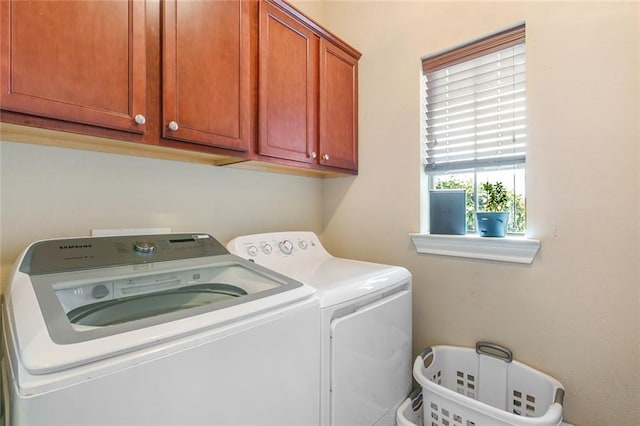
[65, 283, 248, 327]
[30, 256, 308, 345]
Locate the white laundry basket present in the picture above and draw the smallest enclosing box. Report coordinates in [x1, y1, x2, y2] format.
[413, 342, 565, 426]
[396, 388, 424, 426]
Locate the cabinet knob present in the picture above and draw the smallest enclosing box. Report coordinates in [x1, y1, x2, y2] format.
[168, 121, 179, 131]
[309, 152, 317, 159]
[134, 114, 146, 125]
[322, 154, 330, 161]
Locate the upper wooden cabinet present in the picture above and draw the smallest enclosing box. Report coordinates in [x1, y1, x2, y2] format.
[257, 0, 361, 174]
[0, 0, 147, 133]
[259, 1, 318, 164]
[319, 38, 359, 171]
[0, 0, 251, 154]
[162, 0, 251, 152]
[0, 0, 360, 176]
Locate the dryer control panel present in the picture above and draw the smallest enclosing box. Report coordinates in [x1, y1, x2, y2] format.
[227, 231, 331, 265]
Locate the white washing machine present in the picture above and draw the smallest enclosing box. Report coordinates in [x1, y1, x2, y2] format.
[227, 231, 412, 426]
[1, 233, 321, 425]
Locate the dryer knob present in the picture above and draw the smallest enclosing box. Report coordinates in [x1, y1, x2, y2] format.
[298, 240, 308, 250]
[279, 240, 294, 255]
[247, 245, 259, 257]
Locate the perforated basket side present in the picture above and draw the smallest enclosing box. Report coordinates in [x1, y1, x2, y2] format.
[414, 345, 565, 426]
[506, 360, 565, 418]
[421, 346, 481, 400]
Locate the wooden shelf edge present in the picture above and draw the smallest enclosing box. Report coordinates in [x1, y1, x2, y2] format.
[0, 123, 357, 178]
[0, 122, 245, 166]
[224, 159, 355, 178]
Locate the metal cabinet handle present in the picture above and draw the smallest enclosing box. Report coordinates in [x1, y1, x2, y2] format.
[309, 152, 317, 159]
[322, 154, 330, 161]
[168, 121, 179, 131]
[134, 114, 146, 125]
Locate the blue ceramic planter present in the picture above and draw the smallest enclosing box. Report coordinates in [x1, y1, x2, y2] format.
[476, 212, 510, 237]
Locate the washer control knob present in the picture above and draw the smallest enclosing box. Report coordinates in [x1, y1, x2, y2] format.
[247, 245, 259, 257]
[298, 240, 308, 250]
[262, 244, 273, 254]
[279, 240, 294, 255]
[134, 241, 157, 254]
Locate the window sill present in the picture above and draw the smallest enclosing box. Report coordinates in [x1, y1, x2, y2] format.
[410, 233, 540, 264]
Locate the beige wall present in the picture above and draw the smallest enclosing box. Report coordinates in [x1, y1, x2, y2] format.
[313, 1, 640, 425]
[0, 142, 324, 283]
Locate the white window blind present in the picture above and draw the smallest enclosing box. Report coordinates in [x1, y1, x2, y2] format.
[423, 26, 526, 173]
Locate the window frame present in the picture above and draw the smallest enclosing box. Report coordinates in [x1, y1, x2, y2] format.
[422, 25, 525, 76]
[413, 23, 540, 263]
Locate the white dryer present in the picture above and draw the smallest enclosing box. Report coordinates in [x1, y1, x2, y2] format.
[227, 232, 412, 426]
[2, 233, 321, 425]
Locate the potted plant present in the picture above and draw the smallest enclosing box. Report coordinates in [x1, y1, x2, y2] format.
[476, 181, 510, 237]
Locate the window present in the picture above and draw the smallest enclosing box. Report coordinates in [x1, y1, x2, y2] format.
[421, 25, 527, 234]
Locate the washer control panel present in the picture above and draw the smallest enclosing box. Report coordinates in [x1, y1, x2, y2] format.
[21, 233, 229, 275]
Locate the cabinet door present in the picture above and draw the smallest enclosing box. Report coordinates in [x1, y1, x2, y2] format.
[0, 0, 146, 133]
[319, 39, 358, 171]
[163, 0, 250, 152]
[258, 1, 318, 163]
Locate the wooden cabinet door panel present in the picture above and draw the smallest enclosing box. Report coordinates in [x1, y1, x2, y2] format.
[163, 0, 250, 152]
[319, 39, 358, 171]
[0, 0, 146, 133]
[258, 1, 318, 163]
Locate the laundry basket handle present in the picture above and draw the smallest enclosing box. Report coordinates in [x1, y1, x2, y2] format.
[416, 346, 435, 369]
[476, 341, 513, 363]
[418, 346, 433, 360]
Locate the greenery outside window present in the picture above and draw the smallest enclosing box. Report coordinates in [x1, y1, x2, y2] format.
[421, 24, 527, 235]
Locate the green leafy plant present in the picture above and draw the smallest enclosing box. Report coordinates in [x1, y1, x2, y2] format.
[480, 181, 509, 212]
[434, 176, 525, 233]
